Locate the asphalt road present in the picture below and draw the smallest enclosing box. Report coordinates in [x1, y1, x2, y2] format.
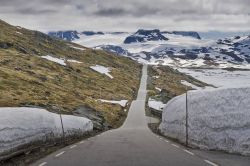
[32, 64, 250, 166]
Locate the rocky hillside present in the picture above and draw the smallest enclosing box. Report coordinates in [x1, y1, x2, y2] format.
[0, 19, 142, 129]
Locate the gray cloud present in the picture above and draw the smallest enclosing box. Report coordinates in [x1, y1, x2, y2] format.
[94, 8, 127, 16]
[18, 8, 57, 15]
[0, 0, 249, 33]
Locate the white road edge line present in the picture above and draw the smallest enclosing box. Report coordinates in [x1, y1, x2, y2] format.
[38, 162, 47, 166]
[204, 160, 218, 166]
[70, 145, 77, 149]
[183, 149, 194, 156]
[55, 151, 65, 157]
[79, 141, 84, 144]
[171, 144, 180, 148]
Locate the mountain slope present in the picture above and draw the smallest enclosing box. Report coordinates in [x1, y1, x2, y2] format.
[0, 19, 141, 129]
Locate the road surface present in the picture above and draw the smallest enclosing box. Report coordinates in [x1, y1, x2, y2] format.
[32, 64, 250, 166]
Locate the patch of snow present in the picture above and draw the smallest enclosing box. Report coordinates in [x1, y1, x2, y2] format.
[90, 65, 113, 79]
[148, 98, 166, 111]
[0, 107, 93, 156]
[16, 31, 22, 35]
[155, 87, 161, 91]
[98, 99, 128, 107]
[152, 76, 160, 79]
[41, 55, 82, 66]
[67, 59, 82, 63]
[181, 80, 202, 90]
[69, 46, 86, 51]
[41, 55, 66, 66]
[160, 87, 250, 155]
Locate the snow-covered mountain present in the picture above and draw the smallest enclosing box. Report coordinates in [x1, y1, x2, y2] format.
[48, 30, 80, 41]
[82, 31, 104, 36]
[123, 29, 168, 44]
[48, 29, 250, 69]
[48, 31, 105, 41]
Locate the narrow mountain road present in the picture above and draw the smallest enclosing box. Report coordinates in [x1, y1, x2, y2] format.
[32, 64, 250, 166]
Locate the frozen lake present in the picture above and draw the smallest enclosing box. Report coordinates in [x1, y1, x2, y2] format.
[178, 68, 250, 88]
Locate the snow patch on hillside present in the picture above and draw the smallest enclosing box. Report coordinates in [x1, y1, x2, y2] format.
[41, 55, 84, 66]
[181, 80, 202, 90]
[155, 87, 161, 91]
[160, 87, 250, 155]
[67, 59, 82, 63]
[148, 98, 166, 111]
[41, 55, 66, 66]
[69, 46, 86, 51]
[16, 31, 22, 35]
[0, 107, 93, 156]
[98, 99, 128, 107]
[90, 65, 113, 79]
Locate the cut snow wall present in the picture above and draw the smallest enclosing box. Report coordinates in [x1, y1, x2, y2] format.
[0, 107, 93, 157]
[159, 87, 250, 155]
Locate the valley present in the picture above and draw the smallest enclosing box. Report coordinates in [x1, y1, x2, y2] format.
[1, 18, 250, 166]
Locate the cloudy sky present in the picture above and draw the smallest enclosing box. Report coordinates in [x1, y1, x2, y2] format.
[0, 0, 250, 33]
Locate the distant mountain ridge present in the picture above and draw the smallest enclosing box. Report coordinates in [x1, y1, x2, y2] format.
[82, 31, 104, 36]
[48, 30, 80, 41]
[48, 31, 106, 41]
[123, 29, 168, 44]
[48, 29, 202, 42]
[47, 28, 250, 69]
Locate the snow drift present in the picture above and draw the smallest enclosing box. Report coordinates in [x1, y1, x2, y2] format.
[0, 107, 93, 157]
[159, 87, 250, 155]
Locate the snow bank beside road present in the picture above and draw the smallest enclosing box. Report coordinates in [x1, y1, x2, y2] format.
[159, 87, 250, 155]
[0, 107, 93, 157]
